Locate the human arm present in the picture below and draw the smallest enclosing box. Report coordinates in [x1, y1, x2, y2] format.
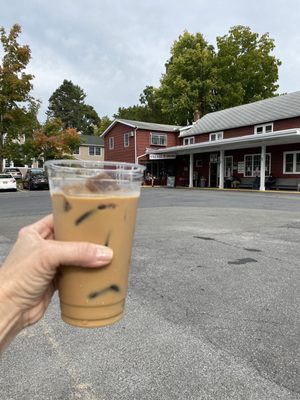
[0, 215, 113, 352]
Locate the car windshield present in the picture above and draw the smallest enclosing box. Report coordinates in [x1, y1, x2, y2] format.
[6, 168, 19, 172]
[0, 174, 13, 179]
[31, 170, 46, 177]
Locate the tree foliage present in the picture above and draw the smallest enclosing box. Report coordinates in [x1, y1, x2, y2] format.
[158, 31, 216, 124]
[47, 79, 100, 135]
[214, 25, 281, 109]
[116, 26, 281, 125]
[94, 115, 112, 135]
[30, 118, 81, 161]
[0, 23, 38, 170]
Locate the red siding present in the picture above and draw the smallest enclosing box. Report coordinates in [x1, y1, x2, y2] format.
[104, 122, 179, 163]
[104, 123, 136, 163]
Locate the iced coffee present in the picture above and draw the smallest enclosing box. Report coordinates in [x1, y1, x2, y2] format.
[45, 161, 145, 327]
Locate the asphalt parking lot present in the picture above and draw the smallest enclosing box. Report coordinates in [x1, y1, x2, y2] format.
[0, 188, 300, 400]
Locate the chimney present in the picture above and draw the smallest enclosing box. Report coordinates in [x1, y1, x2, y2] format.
[193, 110, 201, 123]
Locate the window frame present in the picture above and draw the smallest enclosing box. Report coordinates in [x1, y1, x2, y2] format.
[109, 137, 114, 150]
[209, 131, 223, 141]
[124, 132, 129, 148]
[183, 136, 195, 145]
[244, 153, 271, 177]
[73, 147, 80, 155]
[254, 123, 273, 135]
[150, 132, 167, 146]
[224, 156, 233, 177]
[89, 146, 101, 156]
[283, 151, 300, 174]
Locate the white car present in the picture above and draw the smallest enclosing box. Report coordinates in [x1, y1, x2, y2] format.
[0, 173, 17, 191]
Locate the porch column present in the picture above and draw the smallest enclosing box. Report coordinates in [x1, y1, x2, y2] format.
[260, 144, 266, 191]
[189, 153, 194, 188]
[219, 150, 224, 189]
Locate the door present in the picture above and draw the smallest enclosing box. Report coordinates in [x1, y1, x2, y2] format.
[209, 162, 218, 187]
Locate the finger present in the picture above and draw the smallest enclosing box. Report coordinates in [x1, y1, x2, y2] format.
[19, 215, 54, 240]
[43, 241, 113, 270]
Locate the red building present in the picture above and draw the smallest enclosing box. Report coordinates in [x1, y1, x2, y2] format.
[102, 118, 181, 184]
[102, 91, 300, 191]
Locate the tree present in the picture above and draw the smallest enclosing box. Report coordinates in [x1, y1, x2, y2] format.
[95, 115, 112, 135]
[30, 118, 81, 161]
[47, 80, 100, 135]
[117, 27, 281, 125]
[0, 24, 38, 171]
[157, 31, 216, 125]
[214, 25, 281, 109]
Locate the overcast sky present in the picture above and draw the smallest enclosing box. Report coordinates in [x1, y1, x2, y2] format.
[1, 0, 300, 122]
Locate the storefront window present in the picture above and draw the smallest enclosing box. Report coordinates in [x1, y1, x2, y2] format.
[244, 153, 271, 176]
[284, 152, 300, 173]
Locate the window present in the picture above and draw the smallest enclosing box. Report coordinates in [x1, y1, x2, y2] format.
[89, 146, 101, 156]
[124, 133, 129, 147]
[109, 137, 114, 150]
[224, 156, 233, 177]
[254, 123, 273, 135]
[244, 153, 271, 177]
[183, 137, 195, 145]
[150, 133, 167, 146]
[284, 151, 300, 173]
[73, 147, 80, 155]
[209, 132, 223, 141]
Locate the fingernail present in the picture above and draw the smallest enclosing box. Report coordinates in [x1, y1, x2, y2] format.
[96, 246, 113, 261]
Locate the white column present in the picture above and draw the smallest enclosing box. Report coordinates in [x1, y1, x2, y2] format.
[219, 150, 224, 189]
[260, 144, 266, 191]
[189, 153, 194, 188]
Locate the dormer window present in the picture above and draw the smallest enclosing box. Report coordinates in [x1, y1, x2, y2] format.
[183, 137, 195, 145]
[255, 123, 273, 134]
[209, 132, 223, 141]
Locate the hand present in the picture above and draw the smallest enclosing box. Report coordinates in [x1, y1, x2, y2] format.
[0, 215, 113, 351]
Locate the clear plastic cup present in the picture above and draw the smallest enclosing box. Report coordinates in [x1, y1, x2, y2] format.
[45, 160, 145, 328]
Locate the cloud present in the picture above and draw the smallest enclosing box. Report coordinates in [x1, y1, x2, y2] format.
[2, 0, 300, 121]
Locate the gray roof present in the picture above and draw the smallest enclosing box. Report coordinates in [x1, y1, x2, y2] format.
[102, 118, 181, 136]
[80, 134, 103, 146]
[181, 91, 300, 137]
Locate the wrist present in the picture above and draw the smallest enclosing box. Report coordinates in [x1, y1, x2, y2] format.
[0, 277, 23, 352]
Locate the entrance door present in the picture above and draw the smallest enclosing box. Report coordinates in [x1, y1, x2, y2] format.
[209, 162, 218, 187]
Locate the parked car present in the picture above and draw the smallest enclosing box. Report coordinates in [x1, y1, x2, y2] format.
[0, 173, 17, 191]
[23, 168, 49, 190]
[3, 167, 23, 180]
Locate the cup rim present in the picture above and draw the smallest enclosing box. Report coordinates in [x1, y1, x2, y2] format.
[44, 159, 146, 172]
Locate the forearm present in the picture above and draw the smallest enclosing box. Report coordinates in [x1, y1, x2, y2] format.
[0, 277, 23, 353]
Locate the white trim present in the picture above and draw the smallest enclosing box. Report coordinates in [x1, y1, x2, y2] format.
[209, 131, 223, 141]
[147, 129, 300, 156]
[254, 122, 273, 135]
[109, 137, 114, 150]
[183, 136, 195, 145]
[124, 132, 129, 147]
[150, 132, 167, 146]
[283, 150, 300, 174]
[244, 152, 271, 177]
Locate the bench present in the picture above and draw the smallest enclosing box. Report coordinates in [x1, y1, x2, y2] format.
[270, 178, 300, 191]
[236, 177, 300, 190]
[239, 177, 256, 189]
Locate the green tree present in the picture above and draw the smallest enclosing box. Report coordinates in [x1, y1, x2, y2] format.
[95, 115, 112, 135]
[214, 25, 281, 109]
[114, 86, 167, 123]
[0, 24, 38, 171]
[47, 80, 100, 135]
[157, 31, 216, 125]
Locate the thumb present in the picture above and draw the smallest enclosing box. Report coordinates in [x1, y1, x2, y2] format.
[45, 240, 113, 269]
